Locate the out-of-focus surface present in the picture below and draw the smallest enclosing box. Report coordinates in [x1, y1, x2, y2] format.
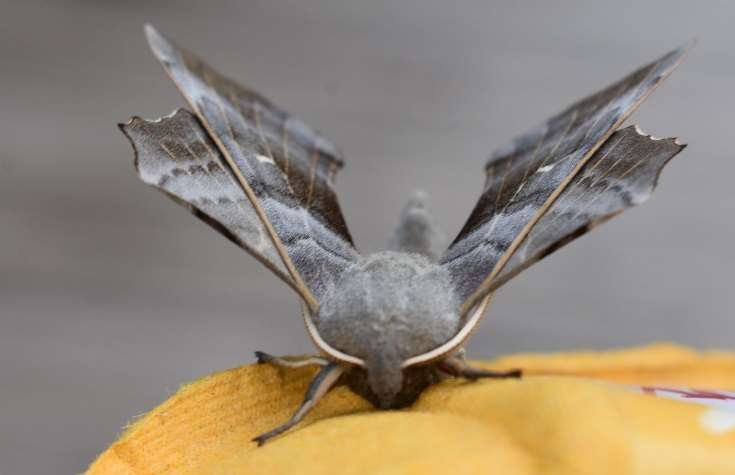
[86, 346, 735, 475]
[0, 1, 732, 473]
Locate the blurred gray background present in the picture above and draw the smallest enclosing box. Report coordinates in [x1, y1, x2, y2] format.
[1, 0, 733, 473]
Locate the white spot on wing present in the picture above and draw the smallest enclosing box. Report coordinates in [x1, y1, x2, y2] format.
[633, 124, 663, 141]
[256, 154, 276, 165]
[537, 164, 555, 173]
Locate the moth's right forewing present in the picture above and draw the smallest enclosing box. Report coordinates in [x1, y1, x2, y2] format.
[120, 108, 295, 288]
[143, 25, 360, 309]
[123, 108, 365, 366]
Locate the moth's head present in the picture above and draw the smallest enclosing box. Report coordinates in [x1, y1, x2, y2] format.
[315, 251, 461, 404]
[364, 350, 404, 408]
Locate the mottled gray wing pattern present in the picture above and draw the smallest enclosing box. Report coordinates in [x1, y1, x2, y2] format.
[487, 125, 685, 291]
[441, 44, 689, 315]
[143, 25, 359, 310]
[120, 108, 295, 289]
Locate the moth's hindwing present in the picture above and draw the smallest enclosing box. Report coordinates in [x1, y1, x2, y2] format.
[441, 43, 690, 316]
[142, 26, 360, 309]
[489, 125, 685, 291]
[121, 108, 294, 288]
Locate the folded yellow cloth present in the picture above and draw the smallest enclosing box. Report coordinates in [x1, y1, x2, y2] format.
[86, 344, 735, 474]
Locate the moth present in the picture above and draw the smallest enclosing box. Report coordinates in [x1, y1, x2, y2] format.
[121, 25, 689, 445]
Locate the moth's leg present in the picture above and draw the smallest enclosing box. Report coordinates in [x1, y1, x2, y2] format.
[438, 354, 522, 380]
[252, 362, 345, 446]
[255, 351, 330, 368]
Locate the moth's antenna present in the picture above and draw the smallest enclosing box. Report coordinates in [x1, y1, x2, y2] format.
[400, 293, 493, 368]
[300, 304, 365, 367]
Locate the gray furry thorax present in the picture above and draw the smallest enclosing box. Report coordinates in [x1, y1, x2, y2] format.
[316, 251, 461, 363]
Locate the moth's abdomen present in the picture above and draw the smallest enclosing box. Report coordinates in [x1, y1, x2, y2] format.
[315, 251, 461, 362]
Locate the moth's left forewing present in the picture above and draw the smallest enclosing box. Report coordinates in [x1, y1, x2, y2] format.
[143, 25, 359, 310]
[410, 44, 692, 368]
[441, 43, 691, 316]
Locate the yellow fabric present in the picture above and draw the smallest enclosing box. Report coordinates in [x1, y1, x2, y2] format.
[86, 344, 735, 474]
